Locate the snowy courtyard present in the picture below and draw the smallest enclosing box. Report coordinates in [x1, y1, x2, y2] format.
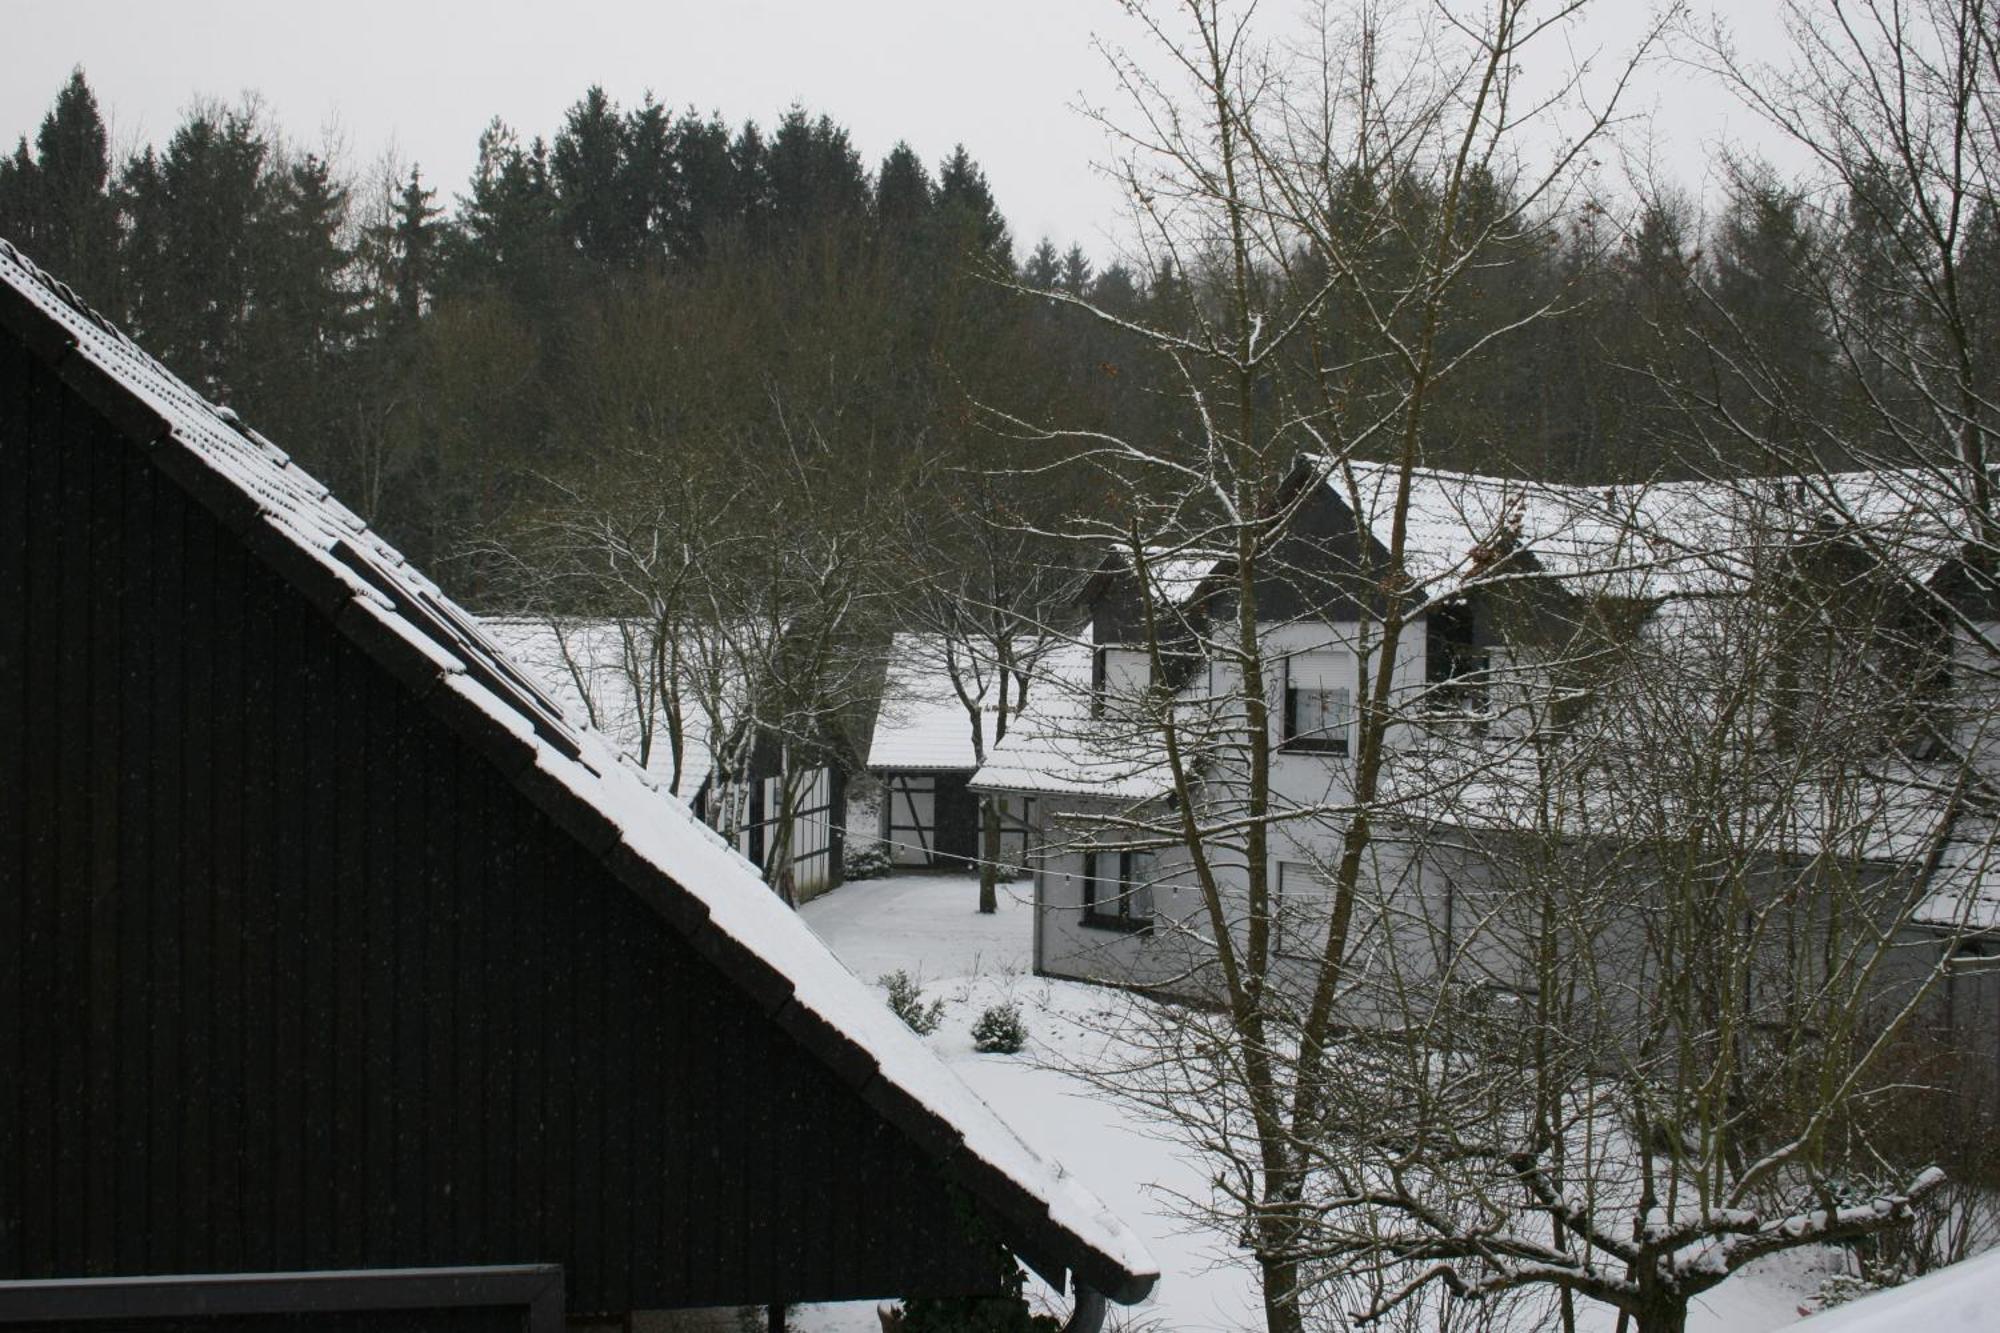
[792, 873, 1851, 1333]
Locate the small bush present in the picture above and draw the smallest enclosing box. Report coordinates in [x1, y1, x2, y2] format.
[844, 842, 893, 880]
[1799, 1265, 1904, 1317]
[894, 1260, 1059, 1332]
[880, 969, 945, 1035]
[971, 1003, 1027, 1054]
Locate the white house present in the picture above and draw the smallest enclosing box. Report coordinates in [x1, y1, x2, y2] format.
[973, 458, 2000, 1060]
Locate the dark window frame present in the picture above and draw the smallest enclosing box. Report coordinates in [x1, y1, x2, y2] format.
[1424, 599, 1493, 719]
[1082, 848, 1154, 933]
[1280, 652, 1353, 756]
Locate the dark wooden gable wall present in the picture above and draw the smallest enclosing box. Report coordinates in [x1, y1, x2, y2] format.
[0, 334, 1014, 1312]
[1087, 481, 1374, 646]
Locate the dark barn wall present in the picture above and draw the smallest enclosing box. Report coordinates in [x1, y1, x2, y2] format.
[931, 776, 979, 866]
[0, 338, 1010, 1311]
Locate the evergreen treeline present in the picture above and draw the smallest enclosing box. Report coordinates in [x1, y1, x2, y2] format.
[0, 71, 1162, 590]
[6, 70, 1995, 594]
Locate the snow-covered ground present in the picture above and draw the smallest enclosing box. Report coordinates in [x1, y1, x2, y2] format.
[792, 872, 1851, 1332]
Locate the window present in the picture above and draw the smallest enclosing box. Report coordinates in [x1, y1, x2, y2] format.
[1082, 848, 1155, 932]
[1091, 646, 1150, 717]
[1282, 650, 1353, 754]
[1274, 861, 1335, 959]
[1425, 599, 1491, 717]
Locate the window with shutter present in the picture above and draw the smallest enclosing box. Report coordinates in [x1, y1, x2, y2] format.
[1275, 861, 1335, 958]
[1282, 650, 1353, 754]
[1082, 848, 1155, 932]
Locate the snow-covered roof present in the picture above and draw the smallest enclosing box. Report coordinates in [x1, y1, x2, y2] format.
[1144, 549, 1225, 606]
[483, 617, 717, 799]
[0, 237, 1158, 1303]
[868, 632, 984, 772]
[1916, 815, 2000, 931]
[970, 640, 1175, 803]
[1788, 1243, 2000, 1329]
[1323, 459, 1972, 601]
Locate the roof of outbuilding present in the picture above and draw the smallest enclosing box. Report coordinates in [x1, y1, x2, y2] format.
[868, 633, 986, 773]
[0, 237, 1158, 1305]
[969, 640, 1174, 803]
[481, 617, 721, 800]
[1915, 813, 2000, 932]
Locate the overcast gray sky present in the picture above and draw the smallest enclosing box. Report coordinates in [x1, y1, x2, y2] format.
[2, 2, 1806, 256]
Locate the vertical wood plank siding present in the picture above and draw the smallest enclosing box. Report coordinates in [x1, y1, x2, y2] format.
[0, 339, 1011, 1310]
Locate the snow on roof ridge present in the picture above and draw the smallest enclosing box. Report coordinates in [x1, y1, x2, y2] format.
[0, 238, 1158, 1296]
[1310, 455, 1973, 598]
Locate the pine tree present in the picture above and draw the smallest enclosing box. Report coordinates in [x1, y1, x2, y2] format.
[620, 95, 677, 267]
[117, 104, 271, 397]
[1711, 176, 1830, 467]
[551, 86, 632, 267]
[873, 141, 932, 236]
[0, 70, 120, 307]
[369, 166, 442, 328]
[1022, 237, 1060, 288]
[765, 106, 867, 237]
[1059, 243, 1092, 296]
[670, 111, 737, 259]
[729, 120, 772, 240]
[934, 145, 1012, 271]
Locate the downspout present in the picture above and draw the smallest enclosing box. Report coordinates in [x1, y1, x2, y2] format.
[1060, 1285, 1106, 1333]
[1031, 795, 1047, 976]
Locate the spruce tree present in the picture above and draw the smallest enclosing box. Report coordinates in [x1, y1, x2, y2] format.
[1089, 261, 1141, 316]
[766, 107, 867, 237]
[551, 86, 632, 267]
[873, 141, 933, 236]
[729, 120, 772, 240]
[670, 111, 738, 259]
[1059, 243, 1091, 295]
[0, 70, 119, 307]
[246, 149, 358, 446]
[620, 95, 677, 267]
[1022, 237, 1060, 288]
[1711, 176, 1829, 467]
[117, 104, 270, 397]
[445, 120, 563, 311]
[934, 145, 1012, 271]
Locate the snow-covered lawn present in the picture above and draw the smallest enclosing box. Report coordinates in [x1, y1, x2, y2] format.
[792, 872, 1846, 1332]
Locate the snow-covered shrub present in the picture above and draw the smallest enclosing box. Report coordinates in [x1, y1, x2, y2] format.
[971, 1003, 1026, 1054]
[879, 969, 945, 1035]
[1798, 1265, 1904, 1316]
[844, 841, 893, 880]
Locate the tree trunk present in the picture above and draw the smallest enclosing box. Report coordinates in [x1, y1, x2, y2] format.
[978, 795, 1000, 914]
[1634, 1302, 1687, 1333]
[1257, 1255, 1303, 1333]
